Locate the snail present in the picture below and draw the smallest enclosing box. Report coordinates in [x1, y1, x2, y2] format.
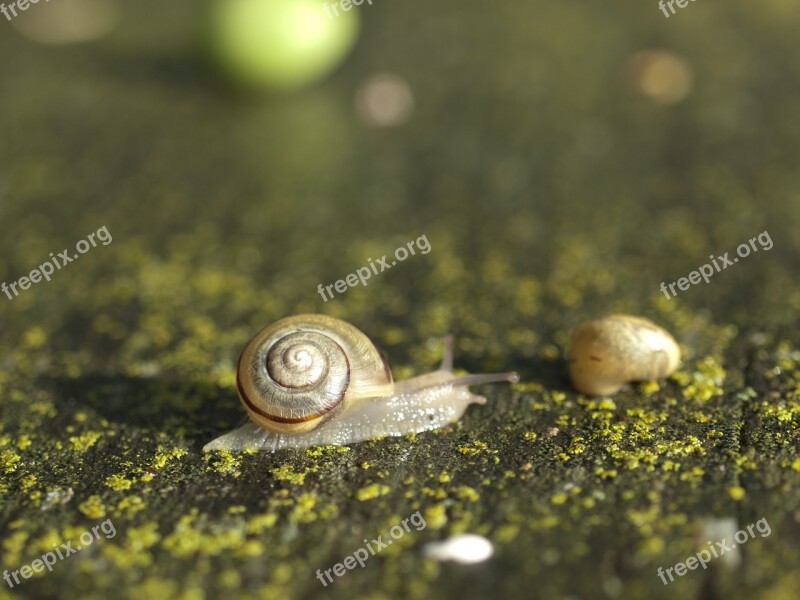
[567, 315, 680, 396]
[203, 315, 518, 452]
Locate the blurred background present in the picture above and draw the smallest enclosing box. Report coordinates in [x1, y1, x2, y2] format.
[0, 1, 799, 599]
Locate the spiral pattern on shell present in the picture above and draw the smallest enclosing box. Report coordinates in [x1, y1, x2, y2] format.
[236, 315, 393, 434]
[267, 334, 330, 389]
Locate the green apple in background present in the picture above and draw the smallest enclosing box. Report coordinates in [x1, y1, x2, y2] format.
[206, 0, 361, 92]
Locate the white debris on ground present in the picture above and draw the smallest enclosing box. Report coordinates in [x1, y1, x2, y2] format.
[423, 534, 494, 564]
[700, 517, 741, 567]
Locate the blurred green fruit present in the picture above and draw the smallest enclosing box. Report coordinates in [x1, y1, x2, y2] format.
[206, 0, 361, 92]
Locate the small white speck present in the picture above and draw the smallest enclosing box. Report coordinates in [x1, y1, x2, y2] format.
[422, 534, 493, 564]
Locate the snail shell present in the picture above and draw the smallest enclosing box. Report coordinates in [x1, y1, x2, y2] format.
[567, 315, 680, 396]
[236, 314, 393, 434]
[204, 315, 518, 452]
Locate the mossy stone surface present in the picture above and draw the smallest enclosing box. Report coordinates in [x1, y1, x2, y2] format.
[0, 1, 799, 599]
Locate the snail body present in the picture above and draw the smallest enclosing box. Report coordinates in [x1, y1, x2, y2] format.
[567, 315, 680, 396]
[203, 315, 518, 452]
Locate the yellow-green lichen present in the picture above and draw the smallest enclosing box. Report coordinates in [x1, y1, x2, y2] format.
[270, 464, 317, 485]
[304, 445, 350, 457]
[2, 530, 28, 566]
[245, 513, 278, 534]
[152, 446, 188, 469]
[205, 449, 241, 476]
[457, 441, 496, 456]
[672, 355, 726, 402]
[105, 474, 134, 491]
[454, 486, 480, 502]
[289, 493, 318, 523]
[68, 431, 102, 452]
[356, 484, 391, 501]
[78, 495, 107, 519]
[423, 503, 448, 529]
[115, 495, 146, 517]
[728, 486, 746, 501]
[1, 449, 21, 473]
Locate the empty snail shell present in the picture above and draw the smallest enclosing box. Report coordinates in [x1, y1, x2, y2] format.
[203, 314, 518, 452]
[567, 315, 680, 396]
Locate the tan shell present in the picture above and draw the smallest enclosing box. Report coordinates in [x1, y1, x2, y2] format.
[236, 314, 393, 434]
[567, 315, 680, 396]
